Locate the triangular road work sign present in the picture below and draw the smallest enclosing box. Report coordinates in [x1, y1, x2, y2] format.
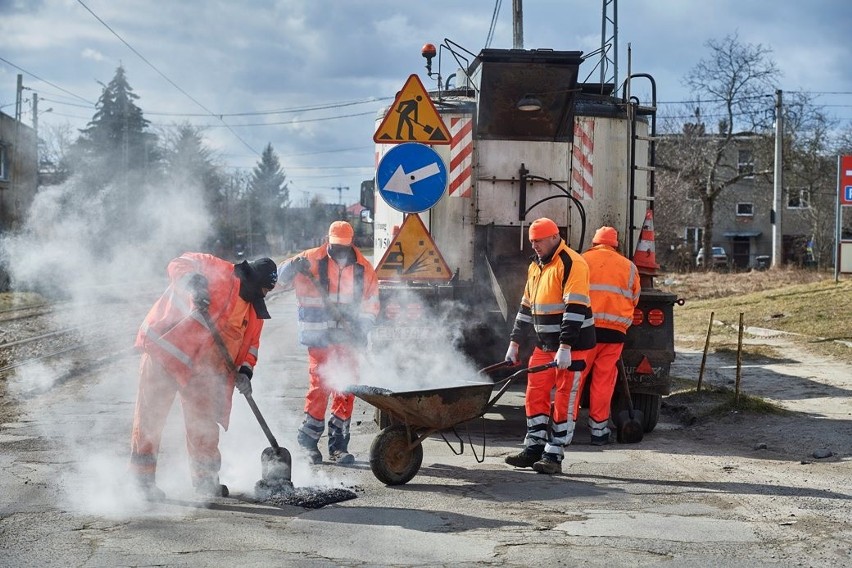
[373, 74, 451, 145]
[375, 214, 452, 281]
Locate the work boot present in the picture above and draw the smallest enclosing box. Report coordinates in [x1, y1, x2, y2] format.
[132, 474, 166, 502]
[328, 450, 355, 466]
[137, 481, 166, 502]
[194, 477, 229, 498]
[297, 431, 323, 465]
[504, 446, 544, 468]
[532, 453, 562, 475]
[590, 432, 612, 446]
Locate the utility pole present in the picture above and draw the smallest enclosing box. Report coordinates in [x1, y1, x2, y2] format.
[512, 0, 523, 49]
[600, 0, 619, 94]
[772, 89, 783, 268]
[332, 185, 349, 206]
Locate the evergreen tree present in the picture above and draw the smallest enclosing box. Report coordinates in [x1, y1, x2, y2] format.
[77, 65, 157, 177]
[247, 143, 289, 251]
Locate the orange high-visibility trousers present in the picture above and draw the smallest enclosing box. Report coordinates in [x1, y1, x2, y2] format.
[129, 354, 222, 486]
[574, 341, 624, 437]
[522, 347, 588, 458]
[298, 345, 358, 452]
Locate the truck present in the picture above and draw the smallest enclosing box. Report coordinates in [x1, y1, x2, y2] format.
[361, 40, 680, 432]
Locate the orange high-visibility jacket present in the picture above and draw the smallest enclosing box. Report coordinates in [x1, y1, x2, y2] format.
[135, 253, 263, 427]
[582, 244, 641, 341]
[279, 245, 379, 347]
[510, 240, 596, 351]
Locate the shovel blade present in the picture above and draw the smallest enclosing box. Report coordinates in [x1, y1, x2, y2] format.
[261, 446, 292, 483]
[616, 409, 645, 444]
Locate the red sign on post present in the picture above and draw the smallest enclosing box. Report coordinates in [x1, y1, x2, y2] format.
[841, 155, 852, 205]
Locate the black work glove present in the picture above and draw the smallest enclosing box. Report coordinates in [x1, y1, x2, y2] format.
[292, 256, 311, 275]
[235, 365, 253, 396]
[187, 273, 211, 310]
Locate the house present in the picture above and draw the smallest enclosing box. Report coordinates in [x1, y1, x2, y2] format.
[0, 110, 38, 233]
[655, 128, 817, 270]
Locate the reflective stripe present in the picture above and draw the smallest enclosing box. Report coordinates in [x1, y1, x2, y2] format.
[588, 417, 610, 437]
[515, 312, 533, 324]
[590, 282, 635, 300]
[534, 323, 561, 333]
[141, 325, 193, 367]
[532, 302, 564, 313]
[595, 312, 633, 327]
[562, 312, 586, 323]
[247, 347, 258, 358]
[564, 292, 590, 304]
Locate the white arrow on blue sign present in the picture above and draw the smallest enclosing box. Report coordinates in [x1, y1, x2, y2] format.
[377, 142, 448, 214]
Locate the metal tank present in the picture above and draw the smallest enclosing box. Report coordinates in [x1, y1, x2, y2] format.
[368, 44, 676, 432]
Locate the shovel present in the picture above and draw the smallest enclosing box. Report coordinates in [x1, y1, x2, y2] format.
[615, 358, 644, 444]
[197, 309, 293, 490]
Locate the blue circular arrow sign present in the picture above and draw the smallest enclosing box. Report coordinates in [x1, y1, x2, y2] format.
[376, 143, 448, 214]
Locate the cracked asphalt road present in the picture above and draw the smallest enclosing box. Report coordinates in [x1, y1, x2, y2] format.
[1, 294, 850, 567]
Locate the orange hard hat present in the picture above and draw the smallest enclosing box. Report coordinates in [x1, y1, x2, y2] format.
[592, 226, 618, 247]
[328, 221, 354, 245]
[528, 218, 559, 240]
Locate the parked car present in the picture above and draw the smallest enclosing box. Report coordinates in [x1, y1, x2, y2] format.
[696, 246, 728, 268]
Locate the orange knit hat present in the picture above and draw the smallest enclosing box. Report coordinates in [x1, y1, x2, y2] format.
[328, 221, 354, 245]
[528, 218, 559, 240]
[592, 226, 618, 247]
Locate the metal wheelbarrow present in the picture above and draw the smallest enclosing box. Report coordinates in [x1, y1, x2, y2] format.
[348, 359, 585, 485]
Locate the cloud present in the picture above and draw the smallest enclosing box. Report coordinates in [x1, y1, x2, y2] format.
[81, 47, 104, 62]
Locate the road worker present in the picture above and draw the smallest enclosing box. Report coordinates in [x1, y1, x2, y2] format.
[574, 226, 641, 444]
[504, 218, 596, 474]
[277, 221, 379, 465]
[130, 253, 277, 501]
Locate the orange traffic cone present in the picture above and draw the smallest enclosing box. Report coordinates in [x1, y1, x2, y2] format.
[633, 209, 660, 275]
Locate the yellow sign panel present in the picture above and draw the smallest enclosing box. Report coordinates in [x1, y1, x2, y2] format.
[375, 214, 452, 281]
[373, 74, 451, 145]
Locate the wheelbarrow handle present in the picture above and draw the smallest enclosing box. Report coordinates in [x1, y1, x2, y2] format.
[478, 360, 516, 375]
[480, 360, 585, 415]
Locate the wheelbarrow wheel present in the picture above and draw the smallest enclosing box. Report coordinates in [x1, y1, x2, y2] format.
[370, 425, 423, 486]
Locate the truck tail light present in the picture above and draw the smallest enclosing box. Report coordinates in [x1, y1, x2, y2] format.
[632, 308, 644, 326]
[647, 309, 665, 326]
[384, 302, 401, 320]
[406, 302, 424, 320]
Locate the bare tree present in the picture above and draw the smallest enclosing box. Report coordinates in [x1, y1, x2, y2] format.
[680, 33, 780, 267]
[781, 93, 837, 268]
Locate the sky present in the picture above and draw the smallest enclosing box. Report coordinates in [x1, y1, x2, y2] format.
[1, 0, 851, 206]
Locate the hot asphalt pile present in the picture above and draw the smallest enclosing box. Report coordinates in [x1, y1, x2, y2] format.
[254, 479, 358, 509]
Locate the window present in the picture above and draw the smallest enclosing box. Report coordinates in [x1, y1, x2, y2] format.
[737, 149, 754, 178]
[736, 202, 754, 216]
[787, 188, 810, 209]
[0, 144, 7, 180]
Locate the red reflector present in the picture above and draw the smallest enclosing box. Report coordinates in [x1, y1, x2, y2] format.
[647, 309, 665, 326]
[406, 303, 424, 320]
[635, 356, 654, 375]
[385, 303, 401, 320]
[632, 308, 644, 326]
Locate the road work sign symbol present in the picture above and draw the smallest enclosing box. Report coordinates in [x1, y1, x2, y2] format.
[377, 142, 448, 213]
[373, 74, 451, 144]
[375, 214, 452, 281]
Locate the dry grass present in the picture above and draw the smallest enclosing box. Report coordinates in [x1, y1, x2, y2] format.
[0, 292, 46, 311]
[657, 268, 852, 362]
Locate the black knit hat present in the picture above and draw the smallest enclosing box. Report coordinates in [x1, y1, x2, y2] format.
[248, 258, 278, 289]
[234, 258, 277, 319]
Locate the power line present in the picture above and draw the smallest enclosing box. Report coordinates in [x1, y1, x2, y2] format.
[76, 0, 259, 155]
[0, 55, 94, 105]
